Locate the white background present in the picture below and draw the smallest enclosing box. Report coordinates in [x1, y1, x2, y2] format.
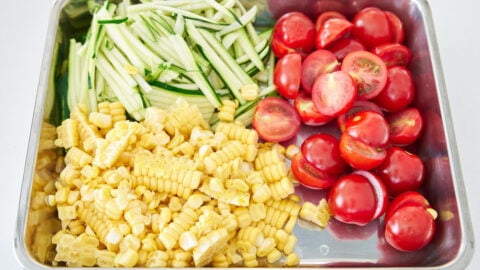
[0, 0, 478, 269]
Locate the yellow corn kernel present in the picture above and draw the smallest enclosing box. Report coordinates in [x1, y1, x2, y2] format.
[57, 205, 76, 221]
[234, 207, 253, 228]
[55, 119, 79, 149]
[254, 149, 283, 170]
[168, 196, 182, 212]
[59, 164, 81, 187]
[249, 203, 266, 222]
[285, 252, 300, 266]
[269, 177, 294, 201]
[146, 250, 169, 267]
[158, 207, 198, 250]
[257, 237, 276, 257]
[192, 228, 229, 266]
[215, 122, 258, 146]
[96, 250, 116, 267]
[267, 248, 282, 264]
[143, 106, 167, 134]
[80, 165, 100, 179]
[283, 235, 297, 255]
[89, 112, 113, 129]
[285, 144, 300, 159]
[212, 253, 229, 267]
[179, 230, 198, 251]
[240, 84, 259, 101]
[283, 215, 298, 234]
[115, 248, 138, 267]
[218, 99, 238, 122]
[262, 162, 288, 183]
[251, 183, 272, 203]
[203, 141, 245, 174]
[299, 199, 331, 228]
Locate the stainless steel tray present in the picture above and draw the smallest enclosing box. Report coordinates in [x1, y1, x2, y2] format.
[15, 0, 474, 268]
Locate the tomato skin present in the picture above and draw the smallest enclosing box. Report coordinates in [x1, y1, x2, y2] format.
[372, 43, 412, 67]
[328, 173, 377, 226]
[327, 38, 366, 61]
[273, 52, 302, 99]
[372, 66, 414, 113]
[388, 107, 423, 146]
[352, 7, 392, 48]
[291, 152, 337, 189]
[301, 50, 339, 94]
[385, 205, 435, 252]
[315, 18, 353, 49]
[345, 111, 390, 147]
[377, 147, 425, 196]
[252, 97, 301, 142]
[385, 191, 431, 221]
[339, 133, 387, 170]
[315, 11, 347, 31]
[311, 70, 357, 117]
[341, 50, 388, 100]
[301, 133, 346, 175]
[385, 11, 405, 44]
[353, 170, 388, 220]
[272, 12, 316, 58]
[294, 90, 333, 126]
[337, 100, 383, 132]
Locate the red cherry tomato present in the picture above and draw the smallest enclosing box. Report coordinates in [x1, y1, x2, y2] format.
[388, 107, 423, 146]
[301, 50, 339, 94]
[385, 11, 405, 44]
[294, 90, 333, 126]
[341, 50, 388, 100]
[353, 170, 389, 219]
[339, 132, 387, 170]
[327, 38, 366, 61]
[372, 43, 412, 67]
[273, 52, 302, 99]
[337, 100, 383, 132]
[352, 7, 392, 48]
[345, 111, 390, 147]
[291, 152, 337, 189]
[328, 173, 377, 226]
[301, 133, 346, 175]
[385, 205, 435, 252]
[272, 12, 316, 58]
[372, 66, 414, 113]
[385, 191, 431, 221]
[377, 147, 425, 196]
[315, 11, 347, 31]
[315, 18, 353, 49]
[252, 97, 301, 142]
[311, 70, 357, 117]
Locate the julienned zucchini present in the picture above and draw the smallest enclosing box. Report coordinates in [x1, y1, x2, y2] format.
[66, 0, 274, 126]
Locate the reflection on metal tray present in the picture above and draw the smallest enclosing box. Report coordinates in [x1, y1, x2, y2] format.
[15, 0, 474, 269]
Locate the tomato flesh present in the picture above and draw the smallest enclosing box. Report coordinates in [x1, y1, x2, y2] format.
[345, 111, 390, 147]
[315, 11, 347, 31]
[294, 90, 333, 126]
[301, 133, 346, 175]
[274, 52, 302, 99]
[316, 18, 353, 49]
[341, 51, 387, 100]
[339, 133, 387, 170]
[301, 49, 339, 93]
[291, 152, 337, 189]
[337, 100, 383, 132]
[372, 43, 412, 67]
[388, 107, 423, 146]
[252, 97, 301, 142]
[311, 70, 357, 117]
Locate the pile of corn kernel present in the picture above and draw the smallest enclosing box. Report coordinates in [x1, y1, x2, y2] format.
[27, 99, 331, 267]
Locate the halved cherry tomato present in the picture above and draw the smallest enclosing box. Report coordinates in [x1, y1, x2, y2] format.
[339, 133, 387, 170]
[385, 205, 435, 252]
[328, 173, 377, 226]
[315, 11, 347, 31]
[377, 147, 425, 196]
[388, 107, 423, 145]
[301, 50, 339, 93]
[345, 111, 390, 147]
[315, 18, 353, 49]
[372, 43, 412, 67]
[252, 97, 301, 142]
[385, 11, 405, 44]
[273, 52, 302, 99]
[301, 133, 346, 175]
[385, 191, 431, 221]
[327, 38, 366, 61]
[291, 152, 337, 189]
[294, 90, 333, 126]
[311, 70, 357, 117]
[337, 100, 383, 132]
[341, 50, 387, 100]
[352, 7, 392, 48]
[272, 12, 316, 58]
[353, 170, 389, 219]
[372, 66, 414, 113]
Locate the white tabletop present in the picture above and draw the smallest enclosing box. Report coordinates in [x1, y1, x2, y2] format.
[0, 0, 478, 268]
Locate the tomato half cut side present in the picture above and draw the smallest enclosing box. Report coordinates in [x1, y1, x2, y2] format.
[315, 11, 347, 31]
[372, 43, 412, 67]
[337, 100, 383, 132]
[328, 173, 377, 226]
[301, 49, 339, 93]
[339, 133, 387, 170]
[291, 152, 337, 189]
[344, 111, 390, 147]
[341, 50, 387, 100]
[274, 52, 302, 99]
[252, 97, 301, 142]
[294, 90, 333, 126]
[388, 107, 423, 146]
[385, 11, 405, 44]
[372, 66, 415, 113]
[352, 7, 392, 48]
[316, 18, 354, 49]
[353, 170, 388, 220]
[311, 70, 357, 117]
[301, 133, 346, 175]
[327, 38, 366, 61]
[272, 11, 316, 58]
